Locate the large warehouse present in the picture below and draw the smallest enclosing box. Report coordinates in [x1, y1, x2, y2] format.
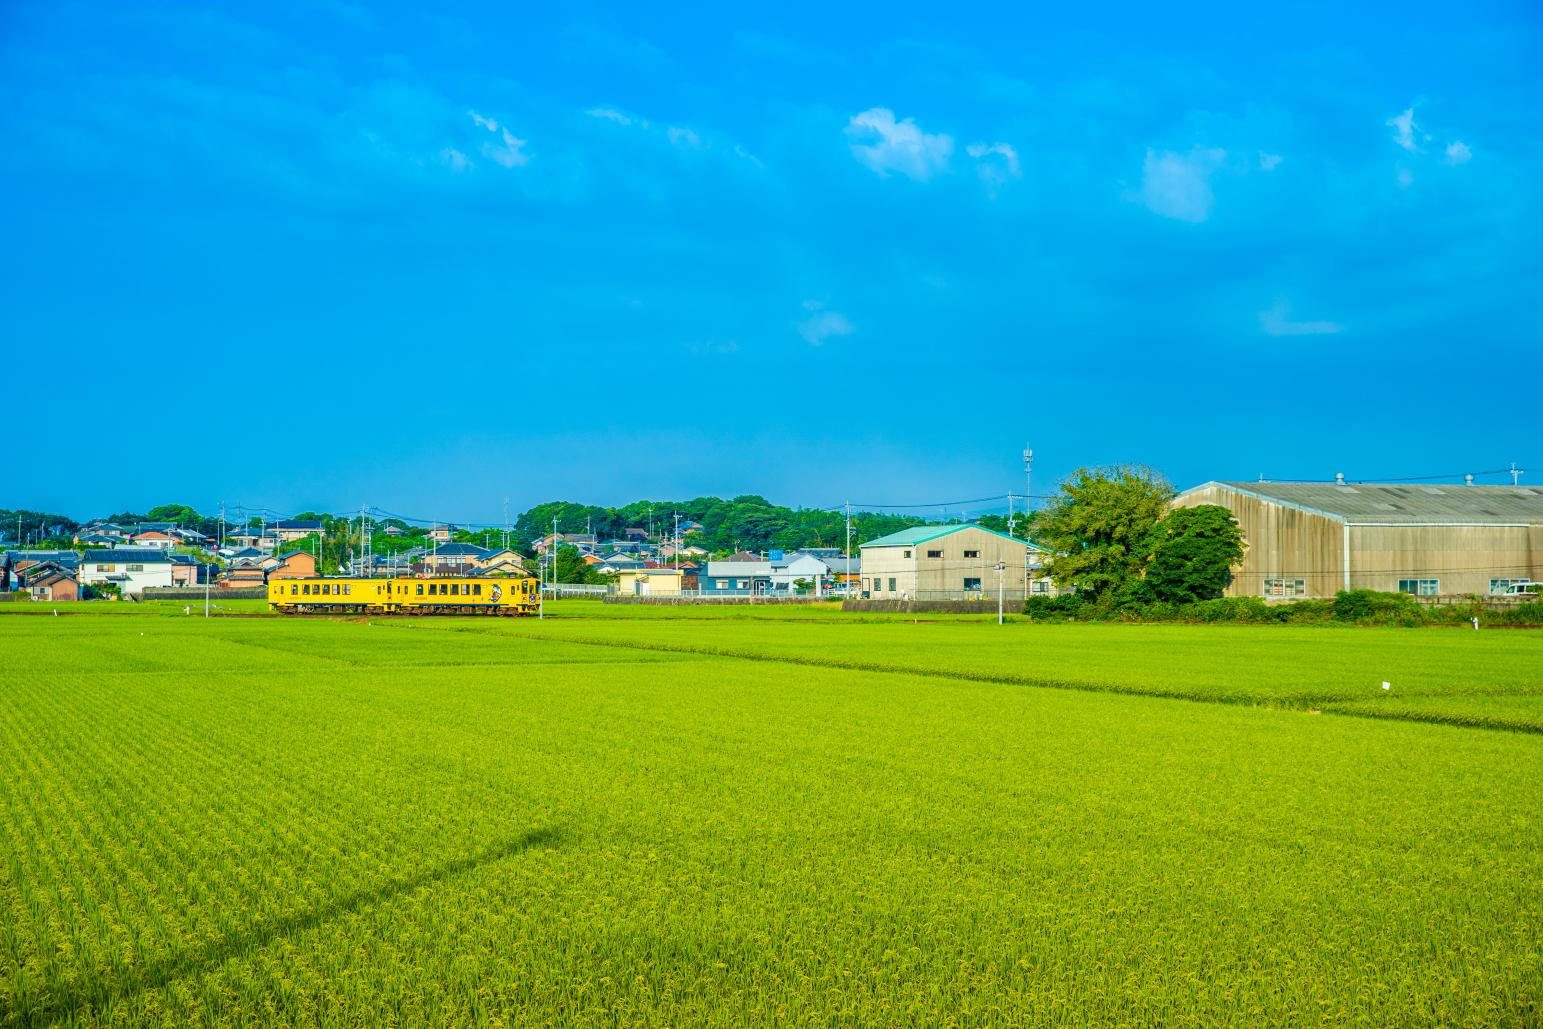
[1171, 481, 1543, 598]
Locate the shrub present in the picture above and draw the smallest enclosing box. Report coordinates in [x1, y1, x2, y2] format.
[1023, 594, 1086, 621]
[1331, 590, 1427, 626]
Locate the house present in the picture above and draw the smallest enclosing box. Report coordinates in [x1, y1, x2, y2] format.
[218, 560, 266, 587]
[769, 552, 833, 594]
[226, 527, 277, 553]
[616, 568, 685, 596]
[859, 525, 1049, 601]
[823, 556, 861, 585]
[77, 548, 174, 595]
[168, 553, 209, 585]
[1171, 480, 1543, 598]
[475, 548, 523, 571]
[75, 533, 123, 547]
[424, 542, 489, 575]
[429, 523, 456, 543]
[274, 519, 323, 544]
[267, 550, 318, 579]
[530, 532, 598, 555]
[597, 554, 645, 574]
[382, 524, 406, 537]
[23, 564, 79, 601]
[477, 559, 528, 578]
[699, 553, 774, 595]
[129, 530, 178, 550]
[623, 527, 650, 541]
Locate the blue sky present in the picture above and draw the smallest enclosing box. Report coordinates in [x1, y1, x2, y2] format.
[4, 1, 1539, 521]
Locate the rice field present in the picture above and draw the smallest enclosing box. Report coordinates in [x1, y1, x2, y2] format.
[1, 607, 1540, 1026]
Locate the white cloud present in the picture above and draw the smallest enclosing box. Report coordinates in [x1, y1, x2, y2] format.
[846, 108, 953, 181]
[586, 106, 637, 126]
[1258, 151, 1283, 171]
[1445, 140, 1472, 165]
[1139, 147, 1227, 222]
[796, 300, 854, 346]
[1388, 107, 1419, 152]
[1260, 301, 1343, 337]
[667, 126, 702, 150]
[439, 147, 470, 172]
[966, 141, 1020, 196]
[470, 110, 528, 168]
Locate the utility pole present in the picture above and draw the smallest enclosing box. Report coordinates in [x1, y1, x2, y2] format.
[218, 501, 225, 550]
[1023, 446, 1034, 598]
[502, 497, 510, 551]
[1511, 462, 1525, 486]
[844, 502, 852, 597]
[995, 561, 1006, 625]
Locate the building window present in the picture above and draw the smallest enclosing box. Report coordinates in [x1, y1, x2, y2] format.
[963, 550, 980, 559]
[888, 577, 897, 592]
[963, 577, 982, 591]
[926, 550, 942, 558]
[903, 550, 912, 559]
[127, 564, 144, 572]
[1398, 579, 1439, 597]
[1263, 578, 1307, 598]
[1490, 579, 1524, 595]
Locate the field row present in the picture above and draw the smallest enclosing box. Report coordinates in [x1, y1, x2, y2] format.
[2, 645, 1541, 1025]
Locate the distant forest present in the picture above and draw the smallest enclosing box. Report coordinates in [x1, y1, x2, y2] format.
[5, 497, 1037, 557]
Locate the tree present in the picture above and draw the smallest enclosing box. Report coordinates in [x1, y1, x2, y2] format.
[1144, 505, 1245, 603]
[553, 545, 605, 584]
[1038, 466, 1175, 599]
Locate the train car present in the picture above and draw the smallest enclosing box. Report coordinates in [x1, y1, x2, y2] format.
[268, 574, 539, 616]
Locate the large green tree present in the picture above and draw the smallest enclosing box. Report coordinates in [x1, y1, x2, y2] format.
[1143, 505, 1246, 603]
[553, 545, 606, 584]
[1038, 466, 1175, 599]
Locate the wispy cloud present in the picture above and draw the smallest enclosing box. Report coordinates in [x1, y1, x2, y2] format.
[1139, 147, 1227, 222]
[439, 147, 470, 172]
[1260, 301, 1343, 337]
[585, 106, 636, 126]
[469, 110, 528, 168]
[667, 126, 702, 150]
[966, 141, 1020, 196]
[1258, 151, 1283, 171]
[846, 108, 953, 181]
[797, 300, 854, 345]
[1444, 140, 1472, 165]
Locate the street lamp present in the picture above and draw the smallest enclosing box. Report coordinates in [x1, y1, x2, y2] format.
[994, 561, 1006, 625]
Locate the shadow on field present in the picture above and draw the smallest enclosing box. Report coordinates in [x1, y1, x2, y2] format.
[17, 826, 563, 1025]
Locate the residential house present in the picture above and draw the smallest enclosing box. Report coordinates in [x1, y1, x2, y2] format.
[382, 524, 406, 537]
[75, 533, 123, 547]
[226, 527, 277, 554]
[616, 568, 685, 596]
[274, 519, 323, 544]
[1171, 480, 1543, 598]
[769, 552, 834, 594]
[699, 552, 774, 595]
[429, 523, 457, 543]
[859, 525, 1049, 601]
[531, 533, 598, 555]
[475, 548, 523, 571]
[168, 553, 210, 586]
[267, 550, 318, 580]
[130, 530, 179, 550]
[24, 564, 79, 602]
[4, 550, 83, 590]
[218, 560, 266, 588]
[424, 542, 488, 575]
[77, 548, 174, 595]
[596, 554, 645, 575]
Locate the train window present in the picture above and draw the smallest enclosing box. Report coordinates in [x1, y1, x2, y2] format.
[302, 584, 310, 595]
[450, 583, 459, 596]
[474, 584, 482, 595]
[290, 585, 298, 595]
[416, 583, 424, 596]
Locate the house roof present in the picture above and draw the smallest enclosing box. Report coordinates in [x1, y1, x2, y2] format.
[275, 549, 315, 561]
[431, 543, 489, 557]
[168, 554, 200, 564]
[6, 550, 82, 568]
[705, 561, 772, 576]
[89, 548, 172, 563]
[1187, 482, 1543, 525]
[275, 520, 323, 531]
[860, 524, 1048, 550]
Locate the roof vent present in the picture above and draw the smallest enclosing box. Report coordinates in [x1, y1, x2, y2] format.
[1334, 472, 1346, 485]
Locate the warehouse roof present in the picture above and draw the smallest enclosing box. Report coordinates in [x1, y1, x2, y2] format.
[1190, 482, 1543, 524]
[860, 524, 1048, 550]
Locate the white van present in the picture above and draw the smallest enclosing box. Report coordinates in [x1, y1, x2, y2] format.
[1503, 581, 1540, 596]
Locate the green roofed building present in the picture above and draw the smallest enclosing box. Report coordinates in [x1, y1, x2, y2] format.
[858, 524, 1051, 601]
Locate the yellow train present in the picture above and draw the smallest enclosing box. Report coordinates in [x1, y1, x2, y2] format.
[268, 575, 540, 616]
